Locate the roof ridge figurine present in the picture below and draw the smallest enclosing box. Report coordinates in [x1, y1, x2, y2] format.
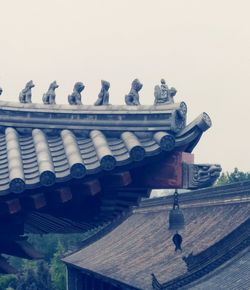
[68, 82, 85, 105]
[94, 80, 110, 106]
[1, 78, 178, 106]
[154, 79, 177, 105]
[125, 79, 143, 105]
[19, 80, 35, 104]
[42, 81, 59, 105]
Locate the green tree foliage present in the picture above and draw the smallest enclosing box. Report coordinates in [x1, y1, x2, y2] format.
[0, 231, 98, 290]
[8, 261, 53, 290]
[50, 242, 66, 290]
[216, 167, 250, 186]
[0, 275, 16, 290]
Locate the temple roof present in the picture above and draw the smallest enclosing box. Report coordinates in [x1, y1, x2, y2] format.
[0, 101, 210, 195]
[63, 182, 250, 290]
[189, 249, 250, 290]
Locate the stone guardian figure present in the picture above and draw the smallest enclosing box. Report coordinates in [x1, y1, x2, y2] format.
[19, 80, 35, 103]
[125, 79, 143, 106]
[94, 80, 110, 106]
[154, 79, 177, 105]
[68, 82, 85, 105]
[42, 81, 59, 105]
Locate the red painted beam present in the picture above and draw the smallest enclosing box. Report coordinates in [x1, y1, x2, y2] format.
[55, 187, 73, 203]
[81, 180, 101, 196]
[102, 171, 132, 188]
[21, 193, 47, 210]
[0, 199, 21, 215]
[131, 152, 194, 189]
[47, 187, 73, 204]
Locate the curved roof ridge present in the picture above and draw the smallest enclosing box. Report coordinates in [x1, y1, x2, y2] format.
[136, 181, 250, 212]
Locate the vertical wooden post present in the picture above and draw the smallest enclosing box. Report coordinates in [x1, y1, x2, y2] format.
[66, 266, 82, 290]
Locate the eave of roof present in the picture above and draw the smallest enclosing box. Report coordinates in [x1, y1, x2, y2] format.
[188, 247, 250, 290]
[0, 101, 188, 133]
[0, 105, 210, 195]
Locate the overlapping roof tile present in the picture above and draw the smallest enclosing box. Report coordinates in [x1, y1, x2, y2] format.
[0, 100, 211, 195]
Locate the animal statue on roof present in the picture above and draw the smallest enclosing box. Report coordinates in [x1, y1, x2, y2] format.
[0, 86, 2, 96]
[94, 80, 110, 106]
[19, 80, 35, 104]
[42, 81, 59, 105]
[125, 79, 143, 105]
[68, 82, 85, 105]
[154, 79, 177, 105]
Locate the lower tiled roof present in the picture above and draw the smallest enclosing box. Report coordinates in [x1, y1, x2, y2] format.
[189, 248, 250, 290]
[63, 184, 250, 290]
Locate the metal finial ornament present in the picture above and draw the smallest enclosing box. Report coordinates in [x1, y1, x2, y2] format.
[169, 189, 185, 252]
[19, 80, 35, 103]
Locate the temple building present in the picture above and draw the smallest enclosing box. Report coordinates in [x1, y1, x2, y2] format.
[0, 80, 222, 275]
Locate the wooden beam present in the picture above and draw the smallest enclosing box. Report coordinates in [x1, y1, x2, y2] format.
[0, 198, 21, 215]
[117, 188, 151, 198]
[21, 193, 47, 210]
[131, 152, 194, 189]
[47, 186, 73, 204]
[101, 171, 132, 188]
[81, 180, 101, 196]
[116, 197, 140, 207]
[0, 238, 43, 260]
[0, 221, 24, 236]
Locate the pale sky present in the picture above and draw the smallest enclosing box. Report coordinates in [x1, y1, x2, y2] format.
[0, 0, 250, 172]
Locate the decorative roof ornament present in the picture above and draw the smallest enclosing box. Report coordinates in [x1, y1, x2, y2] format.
[169, 189, 185, 252]
[125, 79, 143, 105]
[154, 79, 177, 105]
[94, 80, 110, 106]
[68, 82, 85, 105]
[42, 81, 59, 105]
[0, 86, 2, 96]
[172, 232, 183, 252]
[184, 164, 222, 189]
[169, 189, 185, 231]
[19, 80, 35, 104]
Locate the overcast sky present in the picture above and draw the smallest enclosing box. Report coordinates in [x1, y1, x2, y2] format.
[0, 0, 249, 172]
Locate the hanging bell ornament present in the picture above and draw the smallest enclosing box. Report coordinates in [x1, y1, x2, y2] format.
[169, 189, 185, 231]
[172, 232, 183, 252]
